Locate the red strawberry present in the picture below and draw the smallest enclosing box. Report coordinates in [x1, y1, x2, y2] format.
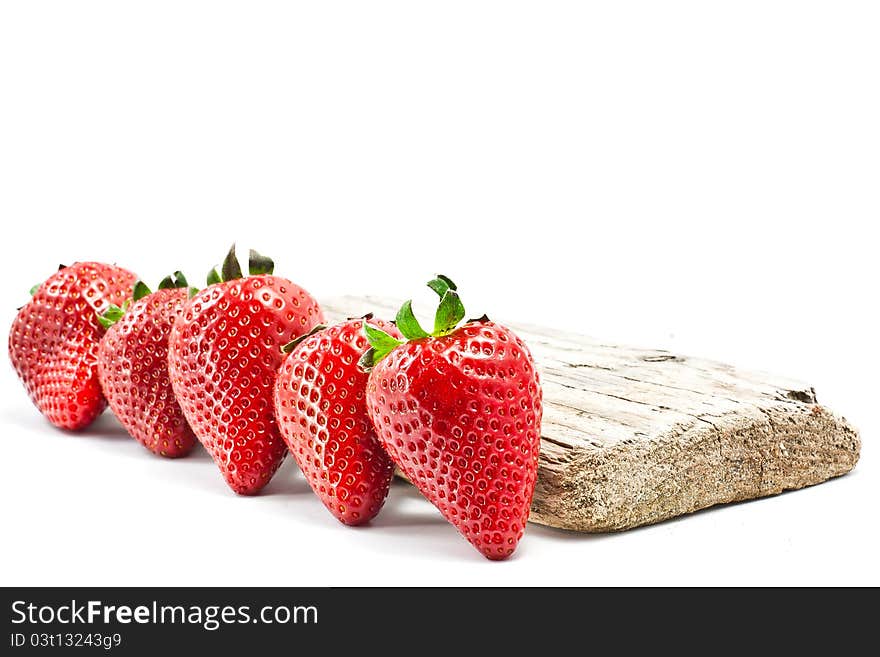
[9, 262, 137, 430]
[168, 246, 325, 495]
[362, 276, 542, 560]
[97, 273, 198, 458]
[274, 315, 401, 526]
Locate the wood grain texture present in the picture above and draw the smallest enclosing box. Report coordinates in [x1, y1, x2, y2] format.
[323, 296, 861, 532]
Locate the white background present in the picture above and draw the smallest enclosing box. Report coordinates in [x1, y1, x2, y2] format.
[1, 2, 877, 586]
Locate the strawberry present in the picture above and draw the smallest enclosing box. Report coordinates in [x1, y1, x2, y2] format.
[97, 273, 198, 458]
[9, 262, 137, 430]
[168, 246, 325, 495]
[274, 315, 401, 526]
[362, 276, 543, 560]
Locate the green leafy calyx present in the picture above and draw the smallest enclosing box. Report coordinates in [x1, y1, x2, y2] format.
[132, 280, 152, 301]
[395, 300, 429, 340]
[221, 244, 243, 282]
[98, 299, 131, 329]
[361, 274, 478, 371]
[206, 244, 276, 286]
[249, 249, 274, 276]
[97, 271, 192, 327]
[158, 271, 189, 291]
[358, 322, 404, 371]
[433, 289, 465, 335]
[280, 324, 327, 354]
[426, 274, 457, 298]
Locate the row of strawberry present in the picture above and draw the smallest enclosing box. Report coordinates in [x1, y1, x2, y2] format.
[9, 247, 543, 560]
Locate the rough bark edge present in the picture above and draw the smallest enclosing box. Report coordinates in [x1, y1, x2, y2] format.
[529, 404, 861, 532]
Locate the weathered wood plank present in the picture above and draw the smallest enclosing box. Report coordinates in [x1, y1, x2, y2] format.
[323, 296, 861, 532]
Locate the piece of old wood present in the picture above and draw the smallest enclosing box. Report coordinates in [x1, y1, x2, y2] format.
[323, 296, 861, 532]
